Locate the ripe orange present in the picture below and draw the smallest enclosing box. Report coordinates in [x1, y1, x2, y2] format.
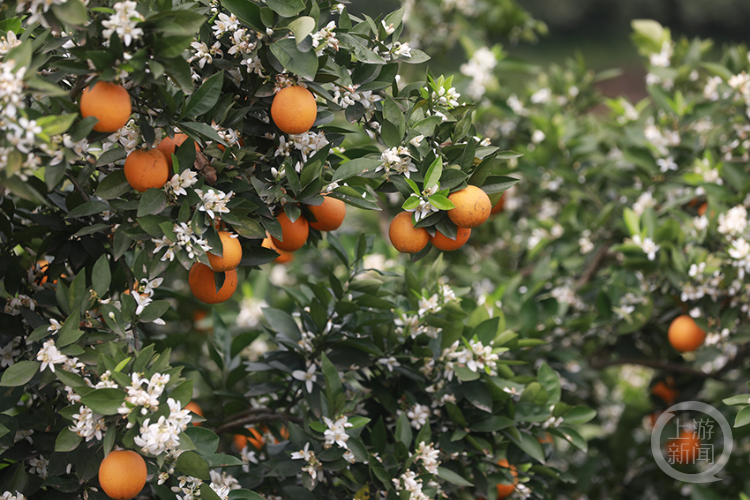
[697, 203, 707, 216]
[668, 315, 706, 352]
[389, 212, 429, 254]
[667, 429, 701, 464]
[307, 196, 346, 232]
[651, 380, 678, 405]
[496, 458, 518, 499]
[80, 81, 132, 133]
[98, 450, 147, 500]
[270, 212, 309, 252]
[233, 433, 248, 451]
[262, 236, 294, 264]
[188, 262, 238, 304]
[447, 185, 492, 228]
[537, 431, 554, 444]
[157, 133, 200, 168]
[184, 401, 204, 426]
[207, 231, 242, 272]
[491, 192, 505, 215]
[124, 149, 170, 192]
[430, 226, 471, 251]
[271, 86, 317, 134]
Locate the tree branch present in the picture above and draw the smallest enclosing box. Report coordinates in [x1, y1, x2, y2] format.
[589, 357, 724, 381]
[214, 410, 302, 435]
[575, 242, 611, 291]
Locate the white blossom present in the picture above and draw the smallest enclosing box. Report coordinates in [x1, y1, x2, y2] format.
[102, 1, 145, 47]
[292, 363, 317, 393]
[37, 340, 67, 372]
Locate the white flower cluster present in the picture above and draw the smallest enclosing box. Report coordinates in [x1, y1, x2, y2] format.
[0, 31, 21, 57]
[196, 188, 233, 219]
[213, 13, 240, 38]
[102, 1, 145, 47]
[166, 169, 199, 198]
[4, 294, 36, 316]
[0, 341, 20, 368]
[392, 470, 429, 500]
[16, 0, 67, 28]
[311, 21, 340, 56]
[377, 146, 417, 179]
[188, 40, 223, 69]
[291, 442, 324, 480]
[632, 191, 656, 216]
[106, 118, 142, 154]
[718, 205, 747, 236]
[322, 415, 352, 449]
[414, 441, 440, 474]
[1, 491, 26, 500]
[460, 47, 497, 100]
[332, 84, 381, 119]
[431, 86, 460, 108]
[119, 372, 170, 416]
[153, 221, 212, 263]
[645, 41, 674, 89]
[70, 405, 108, 442]
[613, 292, 649, 320]
[632, 234, 660, 261]
[291, 131, 329, 165]
[406, 403, 430, 429]
[36, 340, 68, 373]
[134, 398, 192, 455]
[644, 117, 680, 156]
[441, 338, 500, 382]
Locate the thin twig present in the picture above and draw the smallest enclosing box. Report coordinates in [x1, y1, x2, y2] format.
[65, 171, 91, 202]
[589, 357, 723, 381]
[214, 411, 302, 435]
[575, 242, 611, 291]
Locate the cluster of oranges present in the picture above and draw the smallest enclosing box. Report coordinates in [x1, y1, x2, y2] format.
[389, 186, 504, 254]
[188, 231, 243, 305]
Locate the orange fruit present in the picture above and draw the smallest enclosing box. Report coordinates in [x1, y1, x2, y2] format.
[447, 185, 491, 228]
[207, 231, 242, 272]
[496, 458, 518, 499]
[270, 212, 309, 252]
[667, 429, 701, 464]
[80, 81, 132, 133]
[271, 86, 317, 134]
[389, 212, 429, 254]
[651, 380, 678, 405]
[537, 431, 554, 444]
[247, 427, 266, 450]
[668, 315, 706, 352]
[233, 434, 248, 451]
[262, 236, 294, 264]
[491, 192, 505, 215]
[98, 450, 147, 500]
[308, 196, 346, 232]
[157, 133, 200, 168]
[188, 262, 238, 304]
[697, 203, 707, 216]
[124, 149, 170, 193]
[184, 401, 204, 426]
[430, 226, 471, 251]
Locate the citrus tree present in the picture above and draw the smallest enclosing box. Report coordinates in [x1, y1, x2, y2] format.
[416, 13, 750, 498]
[0, 1, 595, 500]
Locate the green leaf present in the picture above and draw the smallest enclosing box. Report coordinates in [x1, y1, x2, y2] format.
[55, 428, 82, 452]
[623, 208, 640, 236]
[463, 380, 493, 413]
[138, 300, 172, 323]
[263, 308, 300, 339]
[423, 157, 443, 191]
[95, 170, 131, 199]
[137, 188, 167, 217]
[437, 467, 473, 487]
[722, 395, 750, 406]
[175, 451, 210, 480]
[92, 254, 111, 298]
[552, 426, 587, 452]
[504, 429, 546, 464]
[184, 427, 220, 455]
[562, 406, 596, 424]
[66, 200, 109, 218]
[80, 388, 127, 415]
[222, 0, 264, 30]
[228, 491, 266, 500]
[51, 0, 88, 25]
[287, 16, 316, 44]
[0, 361, 39, 386]
[185, 71, 224, 118]
[331, 158, 382, 183]
[36, 114, 77, 137]
[537, 363, 561, 405]
[470, 416, 514, 432]
[266, 0, 305, 17]
[270, 39, 318, 80]
[395, 412, 412, 448]
[735, 406, 750, 427]
[321, 352, 343, 401]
